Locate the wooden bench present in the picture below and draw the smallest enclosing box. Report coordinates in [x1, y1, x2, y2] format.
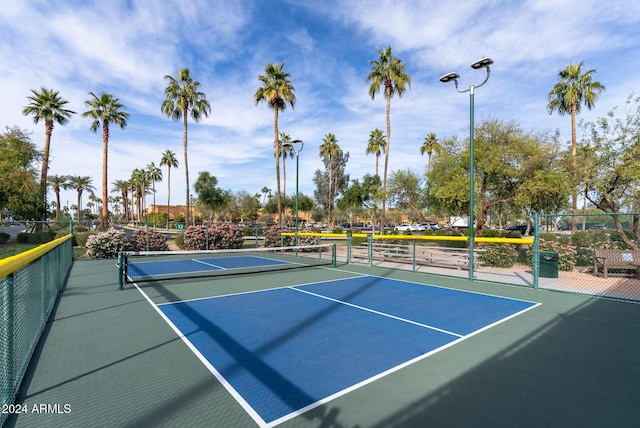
[593, 249, 640, 278]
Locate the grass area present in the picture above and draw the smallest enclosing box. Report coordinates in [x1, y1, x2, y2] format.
[0, 242, 89, 261]
[0, 243, 39, 259]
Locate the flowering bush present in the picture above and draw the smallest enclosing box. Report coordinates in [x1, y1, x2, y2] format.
[86, 228, 131, 259]
[131, 229, 169, 251]
[479, 243, 518, 268]
[183, 224, 244, 250]
[264, 225, 294, 248]
[521, 238, 578, 271]
[208, 223, 244, 250]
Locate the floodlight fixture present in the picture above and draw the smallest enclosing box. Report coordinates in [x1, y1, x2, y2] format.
[470, 57, 494, 69]
[439, 72, 460, 83]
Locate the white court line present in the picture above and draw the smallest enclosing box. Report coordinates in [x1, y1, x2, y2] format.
[191, 258, 226, 269]
[291, 286, 464, 338]
[131, 280, 271, 428]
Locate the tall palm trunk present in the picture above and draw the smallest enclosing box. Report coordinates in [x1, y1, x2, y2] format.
[274, 109, 282, 226]
[571, 103, 578, 230]
[182, 100, 190, 225]
[166, 167, 171, 229]
[40, 121, 53, 221]
[381, 82, 391, 233]
[101, 120, 110, 231]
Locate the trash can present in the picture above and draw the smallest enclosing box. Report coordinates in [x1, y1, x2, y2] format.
[539, 251, 559, 278]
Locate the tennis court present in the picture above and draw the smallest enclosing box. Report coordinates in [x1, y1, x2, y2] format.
[5, 249, 640, 427]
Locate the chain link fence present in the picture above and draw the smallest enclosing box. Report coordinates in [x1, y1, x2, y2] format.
[0, 235, 73, 426]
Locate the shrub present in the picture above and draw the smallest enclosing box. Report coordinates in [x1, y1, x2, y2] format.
[131, 229, 169, 251]
[480, 243, 518, 268]
[16, 231, 56, 244]
[207, 223, 244, 250]
[183, 224, 244, 250]
[85, 228, 131, 259]
[73, 231, 92, 247]
[264, 225, 294, 248]
[0, 232, 9, 244]
[174, 232, 185, 249]
[183, 225, 209, 250]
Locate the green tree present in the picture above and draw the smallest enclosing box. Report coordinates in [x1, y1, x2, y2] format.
[161, 68, 211, 225]
[194, 171, 228, 221]
[365, 128, 386, 177]
[548, 61, 605, 229]
[82, 92, 129, 230]
[367, 46, 411, 232]
[48, 174, 69, 219]
[146, 162, 163, 227]
[387, 169, 423, 221]
[160, 150, 179, 228]
[420, 132, 441, 174]
[0, 127, 41, 219]
[319, 133, 341, 227]
[22, 88, 75, 219]
[254, 62, 296, 226]
[580, 94, 640, 249]
[427, 118, 568, 232]
[67, 175, 95, 223]
[279, 132, 294, 195]
[111, 179, 130, 222]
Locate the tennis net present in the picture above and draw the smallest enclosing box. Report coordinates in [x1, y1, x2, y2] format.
[119, 243, 337, 287]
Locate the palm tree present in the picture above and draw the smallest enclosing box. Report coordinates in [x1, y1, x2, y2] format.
[130, 168, 148, 222]
[260, 186, 271, 206]
[319, 133, 340, 228]
[111, 179, 130, 224]
[279, 132, 294, 195]
[67, 175, 95, 223]
[82, 92, 129, 230]
[161, 68, 211, 226]
[23, 88, 75, 219]
[367, 46, 411, 232]
[47, 174, 69, 219]
[146, 162, 163, 227]
[366, 128, 386, 177]
[254, 62, 296, 226]
[420, 132, 441, 174]
[548, 61, 605, 228]
[159, 150, 178, 228]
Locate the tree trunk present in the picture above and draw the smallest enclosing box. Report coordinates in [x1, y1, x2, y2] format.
[101, 120, 109, 231]
[381, 83, 391, 233]
[183, 104, 190, 225]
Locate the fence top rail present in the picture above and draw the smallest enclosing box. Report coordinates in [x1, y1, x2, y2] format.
[281, 232, 533, 245]
[0, 234, 72, 279]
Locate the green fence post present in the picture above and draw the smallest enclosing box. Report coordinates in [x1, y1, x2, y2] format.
[118, 252, 124, 290]
[346, 231, 352, 264]
[368, 233, 373, 267]
[533, 212, 540, 290]
[332, 243, 337, 267]
[413, 239, 417, 272]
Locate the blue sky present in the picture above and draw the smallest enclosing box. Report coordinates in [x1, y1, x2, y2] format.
[2, 0, 639, 210]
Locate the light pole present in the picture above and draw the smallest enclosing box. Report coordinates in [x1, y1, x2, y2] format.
[282, 139, 304, 246]
[440, 57, 493, 281]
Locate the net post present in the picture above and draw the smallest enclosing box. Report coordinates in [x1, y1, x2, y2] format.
[532, 212, 540, 290]
[332, 243, 337, 267]
[412, 239, 417, 271]
[118, 252, 124, 290]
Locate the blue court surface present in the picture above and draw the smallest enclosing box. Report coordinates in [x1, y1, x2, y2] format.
[127, 255, 291, 279]
[155, 275, 539, 427]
